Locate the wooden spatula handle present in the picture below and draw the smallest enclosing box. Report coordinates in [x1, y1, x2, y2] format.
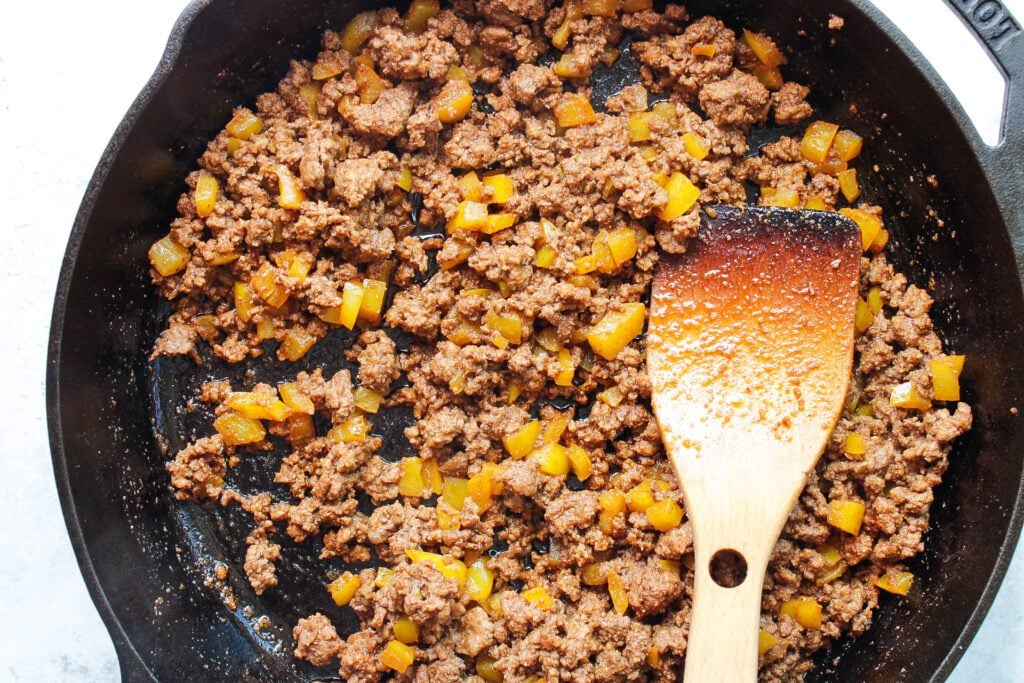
[680, 489, 788, 683]
[684, 537, 773, 682]
[676, 464, 812, 683]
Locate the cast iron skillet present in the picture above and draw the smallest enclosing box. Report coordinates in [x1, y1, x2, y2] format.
[47, 0, 1024, 680]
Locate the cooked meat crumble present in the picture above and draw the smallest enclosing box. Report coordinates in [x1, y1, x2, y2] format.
[149, 2, 972, 680]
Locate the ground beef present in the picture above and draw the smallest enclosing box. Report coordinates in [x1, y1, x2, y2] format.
[506, 63, 560, 106]
[166, 436, 225, 500]
[243, 535, 282, 595]
[397, 562, 464, 626]
[698, 69, 771, 129]
[294, 613, 343, 666]
[771, 81, 813, 125]
[323, 369, 355, 421]
[620, 559, 685, 618]
[345, 84, 417, 139]
[332, 154, 395, 209]
[351, 330, 401, 393]
[150, 320, 198, 360]
[153, 4, 972, 681]
[633, 16, 736, 98]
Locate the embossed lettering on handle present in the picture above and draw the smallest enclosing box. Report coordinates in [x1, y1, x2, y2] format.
[948, 0, 1022, 52]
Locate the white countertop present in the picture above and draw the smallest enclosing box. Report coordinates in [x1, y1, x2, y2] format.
[0, 0, 1020, 679]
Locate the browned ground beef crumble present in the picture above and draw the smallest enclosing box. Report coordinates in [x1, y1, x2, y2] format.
[154, 3, 972, 680]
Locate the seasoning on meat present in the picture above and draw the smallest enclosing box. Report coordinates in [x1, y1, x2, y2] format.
[152, 2, 972, 680]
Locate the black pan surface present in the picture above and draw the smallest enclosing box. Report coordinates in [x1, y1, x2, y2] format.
[48, 0, 1024, 680]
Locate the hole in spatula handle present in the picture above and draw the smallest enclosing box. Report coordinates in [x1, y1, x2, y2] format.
[710, 549, 748, 587]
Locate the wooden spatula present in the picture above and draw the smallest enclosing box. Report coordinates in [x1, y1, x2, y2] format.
[647, 206, 861, 682]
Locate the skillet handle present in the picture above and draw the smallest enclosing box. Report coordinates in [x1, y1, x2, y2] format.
[944, 0, 1024, 148]
[945, 0, 1024, 269]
